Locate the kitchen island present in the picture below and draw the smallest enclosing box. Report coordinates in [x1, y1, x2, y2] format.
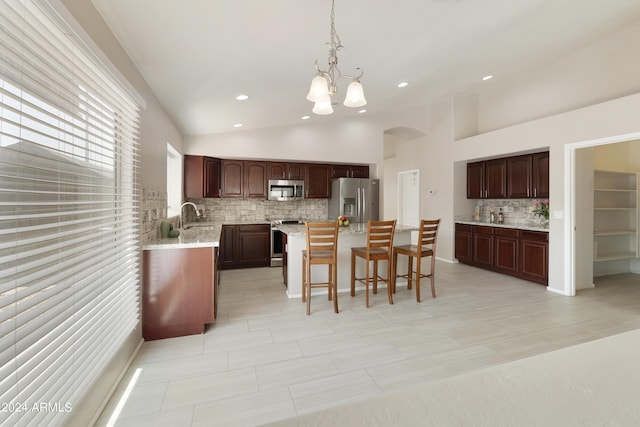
[142, 226, 221, 340]
[278, 223, 419, 300]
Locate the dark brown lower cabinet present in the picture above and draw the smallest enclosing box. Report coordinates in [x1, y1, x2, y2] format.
[494, 228, 519, 275]
[143, 246, 218, 340]
[472, 226, 494, 268]
[454, 224, 473, 263]
[219, 224, 270, 269]
[455, 223, 548, 285]
[519, 231, 549, 284]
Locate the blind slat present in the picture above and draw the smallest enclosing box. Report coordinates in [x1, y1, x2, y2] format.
[0, 1, 141, 425]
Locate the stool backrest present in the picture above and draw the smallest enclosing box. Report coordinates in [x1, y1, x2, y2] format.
[305, 221, 339, 258]
[419, 219, 440, 251]
[366, 220, 396, 256]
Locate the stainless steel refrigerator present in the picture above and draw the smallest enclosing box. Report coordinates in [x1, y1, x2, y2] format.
[328, 178, 379, 223]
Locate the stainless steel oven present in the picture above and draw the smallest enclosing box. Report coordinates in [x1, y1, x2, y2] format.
[270, 219, 301, 267]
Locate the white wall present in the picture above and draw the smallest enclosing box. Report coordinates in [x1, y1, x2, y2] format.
[476, 24, 640, 134]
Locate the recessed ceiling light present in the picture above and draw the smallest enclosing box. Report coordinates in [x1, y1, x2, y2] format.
[301, 115, 310, 120]
[482, 75, 493, 81]
[397, 82, 409, 88]
[358, 109, 367, 114]
[233, 123, 243, 128]
[236, 94, 249, 100]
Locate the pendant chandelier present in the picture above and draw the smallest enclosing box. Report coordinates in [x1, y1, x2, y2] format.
[306, 0, 367, 115]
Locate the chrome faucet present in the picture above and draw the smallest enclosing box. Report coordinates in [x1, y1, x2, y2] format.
[179, 202, 201, 229]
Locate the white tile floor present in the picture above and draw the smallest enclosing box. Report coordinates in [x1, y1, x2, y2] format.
[95, 262, 640, 426]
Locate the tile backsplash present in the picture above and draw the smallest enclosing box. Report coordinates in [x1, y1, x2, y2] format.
[141, 188, 178, 245]
[456, 199, 548, 226]
[185, 198, 329, 224]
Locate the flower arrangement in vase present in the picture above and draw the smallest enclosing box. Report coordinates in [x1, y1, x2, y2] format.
[531, 200, 549, 224]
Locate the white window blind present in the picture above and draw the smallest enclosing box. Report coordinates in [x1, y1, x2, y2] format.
[0, 1, 141, 426]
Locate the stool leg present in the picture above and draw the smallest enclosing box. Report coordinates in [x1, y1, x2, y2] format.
[365, 259, 370, 308]
[386, 256, 393, 305]
[430, 254, 436, 298]
[306, 261, 311, 315]
[302, 254, 306, 303]
[328, 264, 333, 301]
[391, 250, 397, 294]
[415, 255, 421, 303]
[373, 260, 378, 294]
[350, 250, 356, 297]
[332, 263, 339, 313]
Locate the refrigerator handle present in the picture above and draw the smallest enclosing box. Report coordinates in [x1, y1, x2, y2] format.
[356, 188, 360, 222]
[361, 188, 366, 222]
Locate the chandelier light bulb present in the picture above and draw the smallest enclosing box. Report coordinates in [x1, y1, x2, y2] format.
[306, 75, 330, 102]
[312, 99, 334, 115]
[343, 80, 367, 107]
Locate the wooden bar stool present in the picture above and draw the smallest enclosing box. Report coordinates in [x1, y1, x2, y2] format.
[350, 220, 396, 308]
[392, 219, 440, 302]
[302, 221, 339, 315]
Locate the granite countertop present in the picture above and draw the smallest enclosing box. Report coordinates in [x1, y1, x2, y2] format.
[277, 223, 420, 236]
[456, 219, 548, 232]
[143, 222, 221, 250]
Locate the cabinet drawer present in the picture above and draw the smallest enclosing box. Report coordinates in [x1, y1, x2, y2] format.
[238, 224, 269, 233]
[475, 225, 494, 235]
[455, 223, 473, 233]
[521, 230, 548, 243]
[495, 227, 519, 238]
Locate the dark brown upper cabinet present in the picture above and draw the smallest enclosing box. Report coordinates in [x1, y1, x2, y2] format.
[507, 155, 532, 198]
[467, 159, 506, 199]
[306, 163, 332, 198]
[184, 155, 220, 198]
[331, 164, 370, 179]
[268, 162, 306, 180]
[467, 151, 548, 199]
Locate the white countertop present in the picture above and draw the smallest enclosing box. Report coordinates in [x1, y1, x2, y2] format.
[456, 220, 548, 232]
[143, 223, 221, 250]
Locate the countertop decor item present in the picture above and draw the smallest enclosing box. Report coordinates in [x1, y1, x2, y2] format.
[160, 221, 172, 238]
[531, 200, 549, 223]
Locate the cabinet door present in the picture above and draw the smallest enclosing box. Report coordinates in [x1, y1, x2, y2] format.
[331, 164, 351, 179]
[485, 159, 507, 198]
[351, 165, 369, 178]
[494, 228, 519, 274]
[204, 157, 221, 198]
[221, 160, 244, 198]
[268, 162, 287, 179]
[472, 227, 494, 267]
[287, 163, 306, 180]
[244, 161, 267, 199]
[454, 224, 473, 263]
[519, 231, 548, 285]
[507, 155, 532, 198]
[306, 164, 332, 198]
[219, 225, 237, 269]
[467, 162, 484, 199]
[532, 152, 549, 198]
[237, 224, 270, 267]
[184, 155, 205, 198]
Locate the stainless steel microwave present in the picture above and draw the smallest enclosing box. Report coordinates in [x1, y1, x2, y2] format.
[268, 179, 304, 201]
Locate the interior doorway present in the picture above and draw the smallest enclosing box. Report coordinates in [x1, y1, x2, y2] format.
[565, 131, 640, 296]
[398, 169, 419, 227]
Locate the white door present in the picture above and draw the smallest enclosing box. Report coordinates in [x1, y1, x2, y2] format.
[398, 170, 419, 227]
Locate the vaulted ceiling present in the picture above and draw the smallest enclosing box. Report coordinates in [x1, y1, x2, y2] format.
[92, 0, 640, 136]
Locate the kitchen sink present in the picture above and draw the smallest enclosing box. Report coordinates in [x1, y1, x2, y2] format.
[184, 224, 216, 230]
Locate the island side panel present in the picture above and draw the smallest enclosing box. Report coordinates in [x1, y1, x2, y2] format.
[143, 247, 213, 339]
